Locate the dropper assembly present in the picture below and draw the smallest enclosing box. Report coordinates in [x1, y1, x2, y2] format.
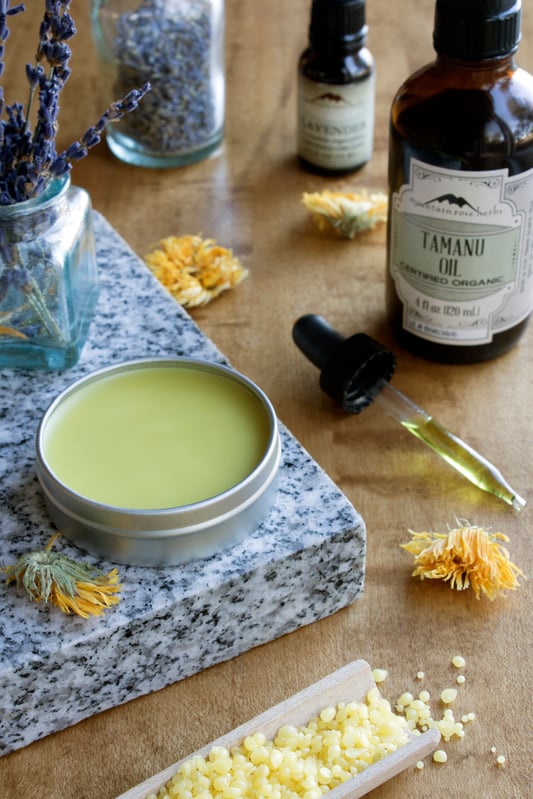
[293, 314, 526, 511]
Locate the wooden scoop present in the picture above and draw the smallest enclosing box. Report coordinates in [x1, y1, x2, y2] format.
[116, 659, 440, 799]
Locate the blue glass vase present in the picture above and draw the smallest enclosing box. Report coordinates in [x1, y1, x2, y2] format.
[0, 176, 99, 371]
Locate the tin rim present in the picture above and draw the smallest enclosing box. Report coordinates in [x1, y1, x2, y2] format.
[36, 358, 281, 541]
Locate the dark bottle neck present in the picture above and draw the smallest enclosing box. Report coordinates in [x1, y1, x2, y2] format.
[434, 50, 517, 76]
[308, 0, 368, 56]
[310, 30, 367, 56]
[309, 36, 368, 68]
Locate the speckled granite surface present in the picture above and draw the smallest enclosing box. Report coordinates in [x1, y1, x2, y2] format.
[0, 212, 366, 756]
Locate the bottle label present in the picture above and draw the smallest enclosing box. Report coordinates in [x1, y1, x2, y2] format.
[389, 158, 533, 345]
[298, 74, 375, 169]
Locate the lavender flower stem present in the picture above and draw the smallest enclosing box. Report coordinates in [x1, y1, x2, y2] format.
[25, 268, 66, 342]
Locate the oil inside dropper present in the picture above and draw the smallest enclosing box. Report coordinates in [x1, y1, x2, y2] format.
[375, 381, 526, 511]
[402, 415, 526, 511]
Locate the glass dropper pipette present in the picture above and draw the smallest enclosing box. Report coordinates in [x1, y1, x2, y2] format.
[293, 314, 526, 511]
[374, 379, 525, 511]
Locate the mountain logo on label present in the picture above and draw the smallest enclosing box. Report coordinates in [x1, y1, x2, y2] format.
[425, 193, 478, 211]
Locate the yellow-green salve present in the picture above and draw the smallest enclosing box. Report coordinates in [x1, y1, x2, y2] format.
[42, 365, 271, 509]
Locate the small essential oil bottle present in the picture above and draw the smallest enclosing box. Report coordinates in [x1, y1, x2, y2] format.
[386, 0, 533, 363]
[297, 0, 375, 175]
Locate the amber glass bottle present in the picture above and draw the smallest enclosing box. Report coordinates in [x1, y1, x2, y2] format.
[298, 0, 374, 175]
[386, 0, 533, 363]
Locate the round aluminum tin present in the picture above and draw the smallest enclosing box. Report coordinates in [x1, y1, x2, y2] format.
[36, 358, 281, 566]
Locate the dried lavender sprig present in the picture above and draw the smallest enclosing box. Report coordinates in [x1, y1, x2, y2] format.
[50, 83, 151, 176]
[27, 1, 76, 186]
[0, 99, 34, 201]
[0, 1, 25, 70]
[0, 2, 150, 204]
[0, 0, 74, 199]
[0, 1, 25, 120]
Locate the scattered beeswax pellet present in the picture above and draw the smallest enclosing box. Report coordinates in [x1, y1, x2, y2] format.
[395, 689, 465, 742]
[416, 671, 425, 680]
[456, 675, 466, 685]
[372, 668, 388, 683]
[433, 750, 448, 764]
[435, 710, 464, 741]
[440, 688, 458, 705]
[415, 760, 425, 770]
[496, 755, 506, 765]
[491, 746, 497, 753]
[397, 692, 414, 707]
[452, 656, 466, 668]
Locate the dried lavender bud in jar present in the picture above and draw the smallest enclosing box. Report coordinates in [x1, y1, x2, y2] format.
[91, 0, 225, 166]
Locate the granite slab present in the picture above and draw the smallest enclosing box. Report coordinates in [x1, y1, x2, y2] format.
[0, 212, 366, 756]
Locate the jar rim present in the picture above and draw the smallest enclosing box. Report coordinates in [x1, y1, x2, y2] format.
[0, 175, 71, 218]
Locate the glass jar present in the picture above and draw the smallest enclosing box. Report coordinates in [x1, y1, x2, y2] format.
[0, 177, 99, 371]
[91, 0, 226, 168]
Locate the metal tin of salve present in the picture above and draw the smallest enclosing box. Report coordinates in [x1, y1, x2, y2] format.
[36, 358, 281, 566]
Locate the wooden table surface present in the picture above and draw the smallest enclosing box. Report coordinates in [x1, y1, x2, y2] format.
[1, 2, 531, 797]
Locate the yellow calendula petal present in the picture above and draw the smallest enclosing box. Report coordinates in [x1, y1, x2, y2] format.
[401, 523, 526, 600]
[51, 572, 121, 618]
[302, 188, 388, 239]
[51, 578, 121, 618]
[145, 234, 249, 308]
[0, 324, 29, 339]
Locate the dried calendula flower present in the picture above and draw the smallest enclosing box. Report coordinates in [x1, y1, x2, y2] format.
[2, 533, 121, 618]
[145, 234, 248, 308]
[302, 188, 388, 238]
[401, 523, 526, 600]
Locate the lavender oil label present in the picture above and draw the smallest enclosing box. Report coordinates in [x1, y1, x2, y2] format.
[389, 159, 533, 346]
[297, 74, 375, 171]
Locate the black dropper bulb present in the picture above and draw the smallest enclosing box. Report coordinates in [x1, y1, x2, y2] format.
[292, 314, 396, 414]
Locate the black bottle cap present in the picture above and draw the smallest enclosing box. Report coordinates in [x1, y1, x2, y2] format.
[309, 0, 367, 52]
[292, 314, 396, 414]
[434, 0, 522, 60]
